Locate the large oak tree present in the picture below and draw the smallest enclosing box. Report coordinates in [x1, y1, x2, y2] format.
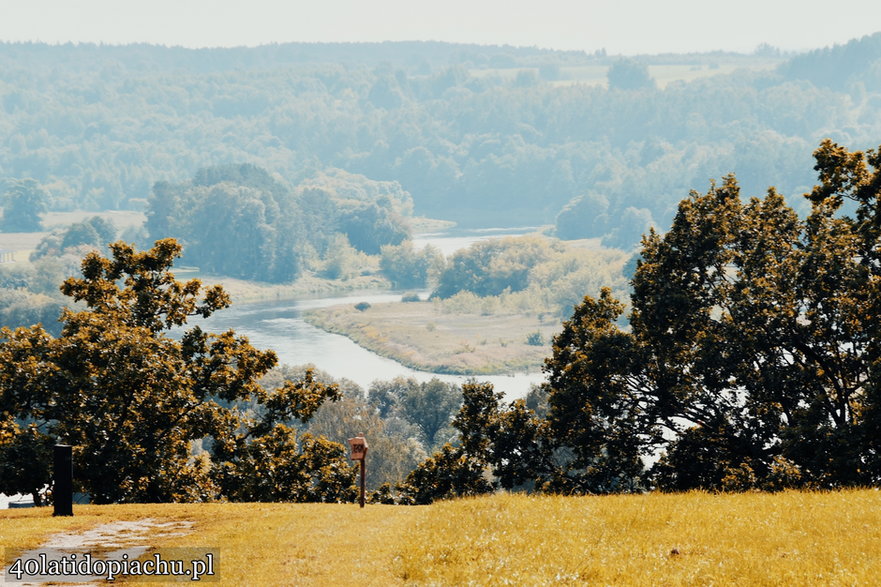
[543, 140, 881, 491]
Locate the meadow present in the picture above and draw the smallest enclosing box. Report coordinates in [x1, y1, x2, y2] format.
[2, 490, 880, 585]
[303, 301, 559, 375]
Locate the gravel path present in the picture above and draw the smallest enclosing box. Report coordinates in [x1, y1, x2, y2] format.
[1, 518, 194, 585]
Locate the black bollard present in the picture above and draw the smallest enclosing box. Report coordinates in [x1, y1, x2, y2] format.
[53, 444, 73, 516]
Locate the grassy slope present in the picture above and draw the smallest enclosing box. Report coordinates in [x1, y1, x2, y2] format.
[3, 491, 881, 585]
[303, 301, 559, 375]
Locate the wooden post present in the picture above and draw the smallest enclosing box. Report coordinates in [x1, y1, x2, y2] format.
[53, 444, 73, 516]
[348, 434, 368, 508]
[359, 458, 366, 508]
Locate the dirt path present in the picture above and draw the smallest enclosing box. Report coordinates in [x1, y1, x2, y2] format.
[1, 518, 194, 585]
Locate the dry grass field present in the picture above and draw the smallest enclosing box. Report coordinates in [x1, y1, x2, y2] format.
[2, 491, 880, 585]
[303, 301, 558, 374]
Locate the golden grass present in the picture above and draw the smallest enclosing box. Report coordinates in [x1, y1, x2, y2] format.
[1, 503, 426, 586]
[398, 491, 881, 586]
[304, 301, 557, 374]
[2, 491, 881, 585]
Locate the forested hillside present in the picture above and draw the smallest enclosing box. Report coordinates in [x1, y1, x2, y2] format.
[2, 35, 880, 246]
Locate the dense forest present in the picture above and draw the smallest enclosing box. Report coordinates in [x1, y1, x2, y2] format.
[1, 35, 881, 245]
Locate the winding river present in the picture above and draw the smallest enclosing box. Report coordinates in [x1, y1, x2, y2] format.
[195, 227, 547, 399]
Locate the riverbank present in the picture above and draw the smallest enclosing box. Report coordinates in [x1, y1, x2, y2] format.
[303, 300, 558, 375]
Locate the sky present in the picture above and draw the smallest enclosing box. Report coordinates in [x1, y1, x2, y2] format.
[0, 0, 879, 55]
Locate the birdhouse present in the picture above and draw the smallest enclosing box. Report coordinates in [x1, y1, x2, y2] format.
[348, 435, 368, 460]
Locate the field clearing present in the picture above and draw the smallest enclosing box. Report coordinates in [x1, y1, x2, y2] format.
[304, 300, 558, 375]
[2, 491, 880, 585]
[471, 58, 781, 89]
[42, 210, 147, 232]
[0, 211, 147, 259]
[0, 233, 43, 258]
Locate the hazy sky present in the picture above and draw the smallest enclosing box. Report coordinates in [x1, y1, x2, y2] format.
[0, 0, 878, 55]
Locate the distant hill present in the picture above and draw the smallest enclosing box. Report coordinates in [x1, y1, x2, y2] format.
[0, 40, 596, 73]
[778, 32, 881, 90]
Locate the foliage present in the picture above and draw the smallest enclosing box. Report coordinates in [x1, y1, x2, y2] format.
[452, 382, 555, 491]
[396, 443, 494, 505]
[392, 381, 555, 503]
[432, 236, 562, 299]
[316, 234, 376, 280]
[337, 202, 409, 255]
[542, 141, 881, 491]
[379, 241, 445, 289]
[429, 234, 627, 318]
[258, 365, 429, 491]
[303, 386, 427, 491]
[30, 216, 117, 260]
[779, 32, 881, 90]
[0, 419, 53, 505]
[61, 216, 116, 250]
[146, 165, 410, 283]
[0, 239, 348, 503]
[1, 179, 48, 232]
[401, 141, 881, 496]
[214, 425, 356, 503]
[0, 289, 63, 336]
[0, 253, 85, 336]
[607, 59, 656, 91]
[368, 376, 461, 448]
[554, 192, 611, 240]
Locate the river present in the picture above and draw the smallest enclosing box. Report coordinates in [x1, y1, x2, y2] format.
[194, 227, 547, 399]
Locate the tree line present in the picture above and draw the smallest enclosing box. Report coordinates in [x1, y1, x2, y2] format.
[145, 163, 411, 282]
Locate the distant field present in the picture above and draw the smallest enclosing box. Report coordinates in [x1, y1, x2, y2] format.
[42, 210, 146, 233]
[303, 300, 558, 375]
[3, 491, 880, 585]
[0, 233, 43, 258]
[472, 57, 781, 89]
[0, 211, 147, 259]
